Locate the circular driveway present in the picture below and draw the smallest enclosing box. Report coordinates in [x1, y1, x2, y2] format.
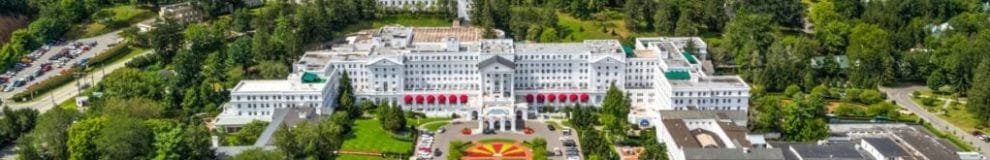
[431, 120, 574, 160]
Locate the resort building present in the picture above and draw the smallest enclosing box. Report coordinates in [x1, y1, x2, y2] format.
[159, 2, 204, 24]
[655, 110, 784, 160]
[213, 25, 750, 132]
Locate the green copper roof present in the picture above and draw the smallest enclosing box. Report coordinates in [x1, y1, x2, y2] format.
[683, 51, 698, 64]
[301, 72, 325, 83]
[665, 71, 691, 80]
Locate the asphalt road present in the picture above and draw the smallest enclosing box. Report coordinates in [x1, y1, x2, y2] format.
[881, 85, 990, 157]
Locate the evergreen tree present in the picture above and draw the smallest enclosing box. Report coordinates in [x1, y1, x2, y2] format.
[968, 60, 990, 127]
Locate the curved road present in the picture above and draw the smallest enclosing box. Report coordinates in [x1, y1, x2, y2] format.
[881, 85, 990, 157]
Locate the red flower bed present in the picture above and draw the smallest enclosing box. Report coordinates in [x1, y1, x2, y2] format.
[523, 128, 535, 135]
[461, 128, 472, 135]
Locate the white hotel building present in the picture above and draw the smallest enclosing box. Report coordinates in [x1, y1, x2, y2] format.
[214, 26, 750, 131]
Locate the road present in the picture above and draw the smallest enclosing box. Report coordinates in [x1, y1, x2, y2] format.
[881, 85, 990, 157]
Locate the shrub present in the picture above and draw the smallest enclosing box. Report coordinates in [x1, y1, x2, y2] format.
[784, 84, 802, 96]
[125, 54, 158, 68]
[842, 88, 863, 103]
[86, 45, 129, 66]
[859, 90, 884, 104]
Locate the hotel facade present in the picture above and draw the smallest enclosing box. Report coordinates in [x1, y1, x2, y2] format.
[214, 26, 750, 131]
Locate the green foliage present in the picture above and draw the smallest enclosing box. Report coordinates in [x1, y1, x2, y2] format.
[639, 128, 669, 160]
[601, 83, 630, 141]
[737, 0, 806, 28]
[526, 138, 548, 160]
[16, 107, 78, 160]
[0, 107, 38, 146]
[784, 85, 802, 96]
[847, 23, 895, 87]
[967, 60, 990, 127]
[93, 98, 165, 120]
[447, 140, 469, 160]
[94, 118, 153, 160]
[224, 120, 268, 146]
[68, 116, 108, 160]
[254, 61, 289, 79]
[232, 148, 283, 160]
[859, 90, 885, 105]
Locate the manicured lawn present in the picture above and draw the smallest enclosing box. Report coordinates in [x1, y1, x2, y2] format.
[408, 117, 453, 127]
[68, 5, 153, 39]
[555, 11, 659, 43]
[341, 119, 414, 154]
[936, 104, 987, 134]
[335, 155, 383, 160]
[58, 98, 77, 111]
[421, 121, 449, 132]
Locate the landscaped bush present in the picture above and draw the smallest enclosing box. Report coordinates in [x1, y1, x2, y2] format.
[86, 45, 129, 66]
[859, 90, 884, 104]
[125, 54, 158, 68]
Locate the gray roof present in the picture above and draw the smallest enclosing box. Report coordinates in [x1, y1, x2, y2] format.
[477, 56, 515, 69]
[863, 138, 911, 158]
[788, 143, 865, 160]
[683, 148, 785, 160]
[892, 126, 962, 160]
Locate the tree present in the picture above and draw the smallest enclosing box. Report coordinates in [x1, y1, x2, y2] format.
[784, 85, 802, 96]
[846, 23, 895, 88]
[274, 124, 299, 158]
[149, 18, 184, 64]
[639, 128, 668, 160]
[17, 107, 78, 160]
[721, 14, 775, 79]
[601, 83, 629, 141]
[968, 60, 990, 127]
[224, 120, 268, 145]
[652, 0, 677, 35]
[179, 124, 215, 160]
[95, 98, 165, 119]
[739, 0, 806, 28]
[68, 117, 109, 160]
[99, 68, 165, 100]
[255, 61, 289, 79]
[538, 27, 559, 42]
[95, 118, 153, 160]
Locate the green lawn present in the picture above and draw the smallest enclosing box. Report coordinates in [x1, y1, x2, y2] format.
[341, 119, 414, 154]
[555, 12, 659, 43]
[936, 104, 987, 134]
[421, 121, 449, 132]
[923, 122, 975, 151]
[335, 155, 384, 160]
[408, 117, 453, 127]
[67, 5, 153, 39]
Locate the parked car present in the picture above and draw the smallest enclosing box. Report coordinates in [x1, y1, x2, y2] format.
[548, 125, 556, 131]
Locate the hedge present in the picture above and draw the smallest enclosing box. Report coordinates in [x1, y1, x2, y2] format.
[11, 67, 81, 102]
[86, 44, 130, 66]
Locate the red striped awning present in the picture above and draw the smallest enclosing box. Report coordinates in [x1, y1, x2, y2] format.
[416, 95, 425, 104]
[404, 95, 413, 104]
[536, 94, 545, 103]
[580, 93, 589, 102]
[558, 94, 567, 102]
[525, 94, 534, 103]
[427, 95, 436, 104]
[438, 95, 447, 104]
[449, 95, 457, 104]
[547, 94, 556, 102]
[570, 94, 579, 102]
[460, 95, 468, 103]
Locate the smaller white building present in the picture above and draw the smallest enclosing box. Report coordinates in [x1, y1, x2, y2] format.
[860, 137, 911, 160]
[214, 72, 338, 130]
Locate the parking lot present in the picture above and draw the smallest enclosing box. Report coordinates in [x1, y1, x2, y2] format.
[424, 120, 582, 160]
[0, 30, 123, 97]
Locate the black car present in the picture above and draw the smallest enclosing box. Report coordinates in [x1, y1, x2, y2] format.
[434, 148, 442, 157]
[548, 125, 556, 131]
[483, 129, 496, 135]
[562, 139, 576, 147]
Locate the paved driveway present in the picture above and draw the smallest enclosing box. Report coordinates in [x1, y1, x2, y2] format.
[881, 85, 990, 157]
[430, 120, 573, 160]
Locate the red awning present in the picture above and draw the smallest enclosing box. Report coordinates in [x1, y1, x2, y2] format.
[558, 94, 567, 102]
[525, 94, 534, 103]
[449, 95, 457, 104]
[547, 94, 556, 102]
[460, 95, 468, 103]
[570, 94, 579, 102]
[438, 95, 447, 104]
[536, 94, 545, 103]
[580, 93, 589, 102]
[427, 95, 436, 104]
[404, 95, 413, 104]
[416, 95, 425, 104]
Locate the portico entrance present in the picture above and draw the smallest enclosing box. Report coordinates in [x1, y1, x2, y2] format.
[477, 104, 528, 132]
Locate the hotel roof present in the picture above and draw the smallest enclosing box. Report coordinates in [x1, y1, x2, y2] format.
[232, 79, 326, 93]
[862, 137, 912, 159]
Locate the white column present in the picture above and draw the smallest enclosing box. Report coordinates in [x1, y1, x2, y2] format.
[488, 118, 495, 130]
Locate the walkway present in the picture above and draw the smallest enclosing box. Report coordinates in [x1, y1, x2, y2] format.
[881, 85, 990, 157]
[432, 120, 569, 160]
